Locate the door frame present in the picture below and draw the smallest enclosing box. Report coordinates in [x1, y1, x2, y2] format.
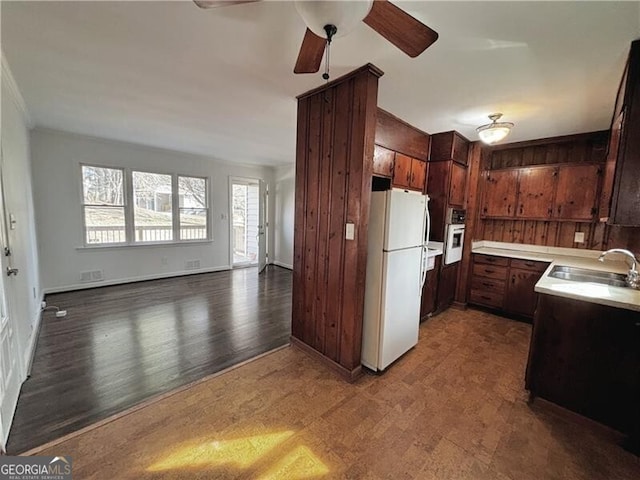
[228, 176, 268, 269]
[0, 151, 24, 451]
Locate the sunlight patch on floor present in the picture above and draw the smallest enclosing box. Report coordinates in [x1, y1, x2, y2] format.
[146, 430, 331, 478]
[258, 445, 330, 480]
[147, 431, 295, 472]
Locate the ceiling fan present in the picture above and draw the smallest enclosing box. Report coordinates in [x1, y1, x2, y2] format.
[194, 0, 439, 75]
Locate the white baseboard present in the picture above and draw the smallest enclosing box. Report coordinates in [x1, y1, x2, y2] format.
[23, 294, 44, 380]
[43, 265, 232, 294]
[272, 261, 293, 270]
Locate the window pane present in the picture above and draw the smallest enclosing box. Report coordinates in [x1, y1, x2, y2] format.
[82, 166, 124, 206]
[178, 176, 206, 208]
[133, 172, 173, 242]
[180, 209, 207, 240]
[84, 206, 126, 244]
[179, 176, 208, 240]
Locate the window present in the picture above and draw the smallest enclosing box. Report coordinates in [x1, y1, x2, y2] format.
[179, 176, 208, 240]
[133, 171, 173, 242]
[82, 166, 126, 245]
[81, 165, 209, 246]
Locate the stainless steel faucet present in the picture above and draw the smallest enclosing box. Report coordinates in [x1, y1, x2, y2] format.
[598, 248, 640, 289]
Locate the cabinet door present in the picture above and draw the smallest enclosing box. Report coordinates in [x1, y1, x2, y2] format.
[420, 255, 440, 320]
[410, 158, 427, 191]
[516, 167, 557, 219]
[373, 144, 395, 178]
[449, 163, 467, 206]
[481, 170, 518, 217]
[527, 295, 640, 433]
[610, 39, 640, 226]
[392, 153, 413, 189]
[436, 263, 458, 311]
[553, 164, 600, 220]
[504, 268, 541, 318]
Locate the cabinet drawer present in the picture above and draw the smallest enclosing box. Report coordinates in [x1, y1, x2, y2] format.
[470, 289, 504, 309]
[510, 258, 549, 273]
[474, 254, 509, 267]
[471, 276, 506, 295]
[472, 263, 508, 280]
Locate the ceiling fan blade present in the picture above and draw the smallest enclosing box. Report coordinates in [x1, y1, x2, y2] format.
[363, 0, 439, 58]
[193, 0, 261, 9]
[294, 28, 326, 74]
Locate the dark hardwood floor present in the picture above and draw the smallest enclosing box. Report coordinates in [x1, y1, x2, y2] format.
[7, 265, 292, 454]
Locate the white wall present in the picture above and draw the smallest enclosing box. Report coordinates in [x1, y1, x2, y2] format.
[30, 128, 276, 292]
[273, 164, 294, 269]
[1, 58, 42, 372]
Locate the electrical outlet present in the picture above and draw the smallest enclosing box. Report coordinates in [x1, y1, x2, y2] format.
[41, 301, 47, 309]
[574, 231, 585, 243]
[161, 256, 168, 266]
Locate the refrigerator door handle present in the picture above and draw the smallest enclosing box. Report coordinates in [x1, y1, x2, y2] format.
[420, 245, 428, 289]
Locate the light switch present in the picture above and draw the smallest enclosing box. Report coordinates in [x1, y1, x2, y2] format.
[9, 214, 16, 230]
[574, 231, 585, 243]
[345, 223, 355, 240]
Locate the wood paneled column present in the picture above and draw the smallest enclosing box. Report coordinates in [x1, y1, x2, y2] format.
[291, 64, 383, 381]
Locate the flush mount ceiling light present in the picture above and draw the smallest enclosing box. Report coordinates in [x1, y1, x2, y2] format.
[476, 113, 514, 145]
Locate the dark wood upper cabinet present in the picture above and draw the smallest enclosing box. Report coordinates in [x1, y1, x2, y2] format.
[411, 158, 427, 191]
[449, 162, 467, 207]
[392, 153, 426, 191]
[482, 162, 602, 221]
[516, 167, 557, 219]
[430, 131, 470, 165]
[481, 169, 518, 218]
[608, 39, 640, 226]
[373, 144, 395, 178]
[554, 164, 601, 220]
[392, 153, 413, 188]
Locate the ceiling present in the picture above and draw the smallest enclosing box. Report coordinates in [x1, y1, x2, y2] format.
[2, 1, 639, 167]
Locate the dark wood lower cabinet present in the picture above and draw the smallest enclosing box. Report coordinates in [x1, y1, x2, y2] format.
[469, 254, 548, 319]
[436, 263, 458, 312]
[526, 294, 640, 442]
[504, 268, 541, 317]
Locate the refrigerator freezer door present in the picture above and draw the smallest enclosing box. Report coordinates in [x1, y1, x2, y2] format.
[378, 247, 422, 370]
[384, 189, 426, 251]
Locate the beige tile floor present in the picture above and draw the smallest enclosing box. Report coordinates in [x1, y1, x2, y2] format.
[34, 308, 640, 479]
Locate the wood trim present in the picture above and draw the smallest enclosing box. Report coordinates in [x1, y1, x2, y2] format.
[297, 63, 384, 100]
[290, 336, 363, 383]
[488, 131, 609, 151]
[484, 161, 605, 173]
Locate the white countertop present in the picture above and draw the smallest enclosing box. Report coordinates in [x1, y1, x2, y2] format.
[472, 241, 640, 312]
[427, 241, 444, 257]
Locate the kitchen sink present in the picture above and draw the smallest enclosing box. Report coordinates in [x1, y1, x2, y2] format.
[548, 266, 629, 288]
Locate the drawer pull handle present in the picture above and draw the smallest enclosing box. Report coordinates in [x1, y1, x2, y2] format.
[524, 262, 535, 267]
[484, 269, 495, 274]
[480, 295, 491, 300]
[482, 282, 492, 287]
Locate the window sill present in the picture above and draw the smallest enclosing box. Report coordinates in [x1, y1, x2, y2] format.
[76, 240, 214, 251]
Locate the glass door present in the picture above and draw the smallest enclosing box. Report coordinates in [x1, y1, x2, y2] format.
[231, 179, 260, 267]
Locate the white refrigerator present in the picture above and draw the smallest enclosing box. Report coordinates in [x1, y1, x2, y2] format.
[362, 189, 430, 371]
